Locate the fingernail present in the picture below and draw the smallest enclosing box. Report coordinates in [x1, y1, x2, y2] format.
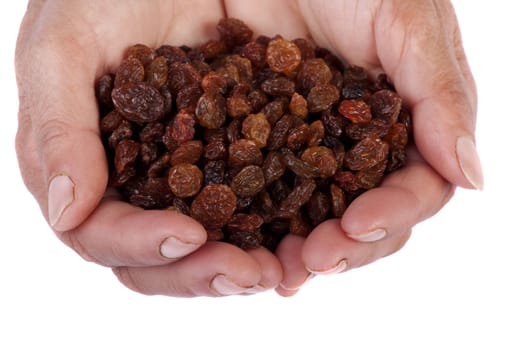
[159, 236, 200, 259]
[245, 283, 268, 294]
[348, 228, 386, 242]
[210, 274, 251, 296]
[48, 175, 75, 230]
[307, 259, 348, 275]
[279, 273, 314, 291]
[456, 136, 484, 190]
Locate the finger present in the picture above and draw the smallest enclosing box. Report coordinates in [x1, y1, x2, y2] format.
[274, 235, 313, 297]
[244, 248, 283, 294]
[374, 0, 483, 190]
[113, 242, 264, 297]
[340, 148, 454, 242]
[303, 219, 412, 275]
[56, 193, 207, 267]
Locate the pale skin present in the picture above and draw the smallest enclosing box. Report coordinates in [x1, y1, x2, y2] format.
[15, 0, 483, 297]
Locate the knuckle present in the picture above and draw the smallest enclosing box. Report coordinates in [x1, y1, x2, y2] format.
[57, 230, 100, 265]
[113, 267, 153, 296]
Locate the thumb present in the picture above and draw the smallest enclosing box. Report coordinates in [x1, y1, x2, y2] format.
[16, 32, 107, 232]
[376, 1, 483, 190]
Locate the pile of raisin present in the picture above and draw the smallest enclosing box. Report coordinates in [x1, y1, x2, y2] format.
[96, 18, 412, 251]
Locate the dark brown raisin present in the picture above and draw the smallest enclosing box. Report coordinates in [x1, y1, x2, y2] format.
[145, 56, 168, 89]
[261, 77, 296, 97]
[306, 191, 331, 226]
[217, 18, 254, 47]
[228, 139, 263, 168]
[344, 137, 389, 171]
[276, 178, 317, 219]
[296, 58, 333, 93]
[114, 139, 140, 174]
[329, 184, 346, 217]
[203, 160, 226, 185]
[231, 165, 265, 197]
[112, 82, 165, 123]
[114, 58, 145, 88]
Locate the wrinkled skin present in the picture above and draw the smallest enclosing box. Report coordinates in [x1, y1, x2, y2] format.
[15, 0, 482, 297]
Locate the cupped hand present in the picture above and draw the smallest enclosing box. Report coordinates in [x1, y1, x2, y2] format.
[224, 0, 482, 296]
[15, 0, 282, 297]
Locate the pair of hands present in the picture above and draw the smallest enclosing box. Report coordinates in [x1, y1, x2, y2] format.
[15, 0, 482, 297]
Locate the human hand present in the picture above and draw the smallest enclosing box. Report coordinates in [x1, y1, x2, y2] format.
[224, 0, 482, 296]
[15, 0, 283, 297]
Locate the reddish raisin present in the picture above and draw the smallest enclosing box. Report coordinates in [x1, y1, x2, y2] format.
[170, 140, 203, 165]
[190, 184, 237, 230]
[338, 99, 372, 125]
[114, 58, 145, 88]
[115, 139, 140, 173]
[228, 139, 263, 168]
[217, 18, 254, 47]
[296, 58, 333, 93]
[145, 56, 168, 89]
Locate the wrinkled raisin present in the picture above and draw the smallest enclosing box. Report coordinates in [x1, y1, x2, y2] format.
[190, 184, 237, 230]
[195, 92, 226, 129]
[266, 38, 301, 76]
[112, 82, 165, 123]
[231, 165, 265, 197]
[241, 113, 271, 148]
[168, 163, 203, 198]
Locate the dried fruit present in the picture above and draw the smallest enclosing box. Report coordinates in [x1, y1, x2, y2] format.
[190, 184, 237, 230]
[97, 18, 412, 251]
[168, 163, 203, 198]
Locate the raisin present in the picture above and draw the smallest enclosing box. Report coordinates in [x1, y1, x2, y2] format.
[289, 92, 308, 119]
[201, 71, 229, 95]
[203, 160, 226, 185]
[267, 114, 295, 151]
[168, 197, 191, 216]
[369, 89, 402, 124]
[114, 139, 140, 173]
[241, 113, 271, 148]
[114, 58, 145, 88]
[338, 99, 372, 125]
[296, 58, 333, 93]
[112, 82, 165, 123]
[217, 18, 254, 47]
[334, 171, 359, 193]
[163, 110, 196, 150]
[168, 62, 201, 95]
[300, 146, 338, 179]
[168, 163, 203, 198]
[276, 178, 317, 219]
[140, 142, 158, 165]
[199, 39, 227, 60]
[96, 74, 114, 108]
[156, 45, 189, 65]
[261, 98, 287, 125]
[139, 122, 164, 143]
[190, 184, 237, 230]
[129, 177, 175, 209]
[261, 77, 296, 97]
[203, 141, 227, 160]
[145, 56, 168, 89]
[329, 184, 346, 218]
[262, 151, 286, 185]
[228, 139, 263, 168]
[176, 85, 203, 111]
[195, 92, 227, 129]
[344, 137, 389, 171]
[100, 110, 122, 133]
[226, 213, 264, 234]
[306, 191, 331, 226]
[227, 94, 252, 118]
[281, 148, 320, 179]
[306, 120, 325, 147]
[170, 140, 203, 165]
[286, 123, 309, 151]
[108, 119, 133, 149]
[241, 41, 267, 69]
[124, 44, 156, 65]
[266, 38, 302, 76]
[307, 84, 340, 113]
[231, 165, 265, 197]
[227, 231, 264, 250]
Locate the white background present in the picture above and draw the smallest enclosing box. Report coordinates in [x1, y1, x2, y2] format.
[1, 1, 523, 349]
